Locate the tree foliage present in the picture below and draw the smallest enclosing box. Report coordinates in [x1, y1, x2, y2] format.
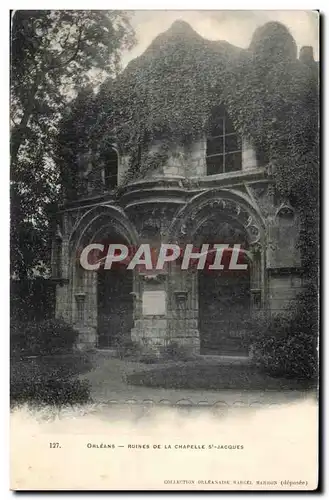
[11, 10, 136, 278]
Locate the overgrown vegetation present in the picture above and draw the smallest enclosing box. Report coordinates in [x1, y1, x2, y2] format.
[10, 354, 92, 407]
[10, 318, 92, 406]
[11, 318, 79, 358]
[250, 287, 318, 380]
[61, 20, 318, 186]
[58, 20, 318, 283]
[11, 10, 136, 279]
[10, 357, 91, 406]
[11, 277, 56, 323]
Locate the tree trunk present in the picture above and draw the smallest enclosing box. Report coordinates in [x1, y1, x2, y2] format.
[11, 71, 43, 167]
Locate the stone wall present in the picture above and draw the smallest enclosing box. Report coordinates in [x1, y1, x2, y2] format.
[130, 275, 169, 350]
[242, 138, 257, 170]
[188, 137, 207, 177]
[142, 140, 188, 178]
[267, 207, 301, 269]
[117, 134, 259, 182]
[267, 273, 302, 314]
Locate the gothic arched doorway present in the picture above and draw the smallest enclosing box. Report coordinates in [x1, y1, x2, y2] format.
[95, 232, 134, 349]
[196, 218, 251, 355]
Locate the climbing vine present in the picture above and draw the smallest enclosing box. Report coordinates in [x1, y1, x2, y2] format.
[89, 21, 318, 193]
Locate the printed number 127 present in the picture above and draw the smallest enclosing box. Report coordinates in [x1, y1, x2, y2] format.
[49, 442, 60, 448]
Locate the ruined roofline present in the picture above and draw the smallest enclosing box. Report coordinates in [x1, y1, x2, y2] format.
[123, 19, 243, 74]
[122, 18, 317, 78]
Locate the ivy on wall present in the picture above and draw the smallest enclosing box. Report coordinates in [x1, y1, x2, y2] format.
[57, 20, 319, 279]
[58, 20, 318, 194]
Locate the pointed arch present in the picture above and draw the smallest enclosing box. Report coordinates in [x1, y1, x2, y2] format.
[166, 188, 266, 245]
[69, 204, 140, 254]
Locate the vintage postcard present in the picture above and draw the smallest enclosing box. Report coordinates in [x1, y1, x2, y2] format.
[10, 9, 319, 490]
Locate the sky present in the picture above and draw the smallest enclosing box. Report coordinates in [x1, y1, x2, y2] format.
[122, 10, 319, 65]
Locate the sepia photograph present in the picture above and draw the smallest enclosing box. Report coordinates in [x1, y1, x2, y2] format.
[10, 8, 319, 491]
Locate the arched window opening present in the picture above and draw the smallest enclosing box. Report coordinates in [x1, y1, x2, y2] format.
[103, 147, 118, 190]
[206, 108, 242, 175]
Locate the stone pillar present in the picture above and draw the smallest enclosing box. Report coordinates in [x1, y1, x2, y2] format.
[55, 282, 71, 323]
[54, 233, 72, 324]
[242, 138, 257, 170]
[118, 154, 131, 185]
[76, 271, 97, 348]
[130, 262, 201, 356]
[249, 244, 264, 311]
[70, 261, 97, 349]
[266, 204, 302, 315]
[130, 273, 169, 353]
[188, 136, 207, 177]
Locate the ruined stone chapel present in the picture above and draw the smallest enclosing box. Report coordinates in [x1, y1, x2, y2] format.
[52, 20, 318, 355]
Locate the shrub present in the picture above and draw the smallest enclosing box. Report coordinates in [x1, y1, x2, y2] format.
[11, 318, 79, 358]
[253, 333, 317, 380]
[11, 376, 91, 406]
[250, 287, 318, 380]
[10, 354, 92, 406]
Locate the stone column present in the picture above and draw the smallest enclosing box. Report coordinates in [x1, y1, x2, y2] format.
[70, 261, 98, 349]
[187, 136, 207, 177]
[54, 235, 72, 324]
[249, 243, 263, 312]
[77, 271, 98, 348]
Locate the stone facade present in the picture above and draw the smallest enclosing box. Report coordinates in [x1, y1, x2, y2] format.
[51, 20, 313, 354]
[53, 131, 302, 354]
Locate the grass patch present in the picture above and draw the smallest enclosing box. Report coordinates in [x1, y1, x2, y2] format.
[127, 361, 316, 391]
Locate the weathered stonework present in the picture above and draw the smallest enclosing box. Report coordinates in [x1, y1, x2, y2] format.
[53, 137, 302, 354]
[53, 22, 306, 355]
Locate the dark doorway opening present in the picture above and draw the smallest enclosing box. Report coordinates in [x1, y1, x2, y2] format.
[198, 269, 250, 355]
[97, 266, 133, 348]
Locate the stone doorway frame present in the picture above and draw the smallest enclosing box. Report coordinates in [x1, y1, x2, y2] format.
[65, 204, 140, 347]
[165, 189, 267, 353]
